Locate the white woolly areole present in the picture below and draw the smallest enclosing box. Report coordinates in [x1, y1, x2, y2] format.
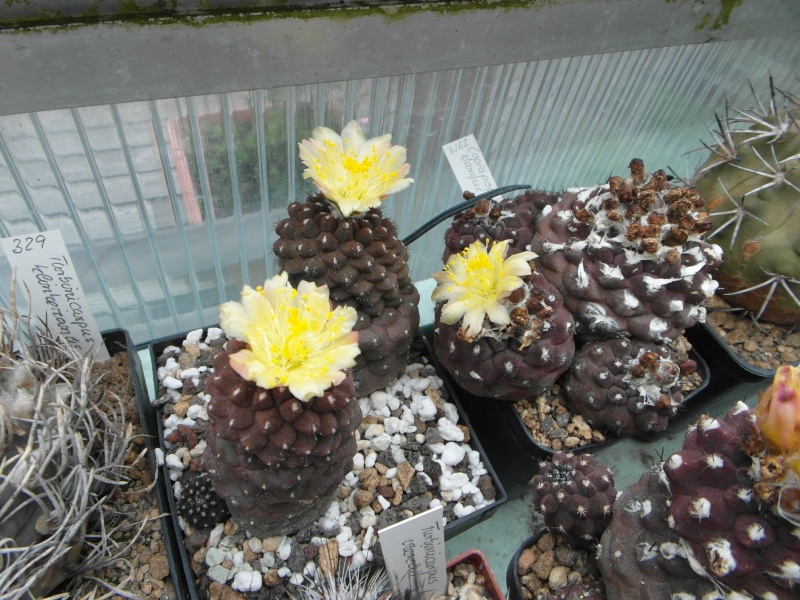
[644, 276, 679, 294]
[659, 542, 682, 561]
[575, 261, 590, 289]
[669, 299, 685, 312]
[699, 417, 720, 432]
[667, 454, 683, 470]
[769, 560, 800, 581]
[670, 594, 695, 600]
[599, 263, 624, 281]
[733, 401, 750, 415]
[705, 454, 724, 469]
[746, 522, 766, 542]
[623, 290, 640, 309]
[701, 276, 720, 296]
[649, 318, 669, 338]
[690, 497, 712, 519]
[705, 538, 737, 577]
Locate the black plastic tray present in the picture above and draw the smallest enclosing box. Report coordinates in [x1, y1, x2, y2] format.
[459, 347, 710, 461]
[686, 322, 774, 381]
[147, 328, 507, 599]
[101, 329, 190, 600]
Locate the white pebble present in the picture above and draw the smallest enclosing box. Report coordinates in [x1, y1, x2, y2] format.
[443, 403, 459, 423]
[165, 454, 184, 471]
[207, 565, 231, 583]
[352, 453, 365, 472]
[377, 494, 391, 510]
[169, 469, 182, 482]
[303, 561, 317, 577]
[277, 567, 292, 578]
[232, 570, 262, 592]
[451, 488, 462, 501]
[429, 498, 442, 509]
[277, 537, 292, 561]
[232, 550, 244, 567]
[371, 433, 392, 451]
[205, 547, 226, 567]
[289, 573, 305, 585]
[441, 442, 466, 466]
[208, 523, 225, 547]
[413, 396, 438, 421]
[384, 417, 403, 435]
[189, 440, 207, 458]
[437, 418, 465, 442]
[369, 391, 390, 409]
[440, 472, 470, 491]
[163, 376, 183, 390]
[363, 424, 385, 439]
[427, 443, 446, 455]
[453, 503, 477, 519]
[385, 467, 397, 479]
[180, 368, 200, 379]
[362, 525, 375, 550]
[350, 550, 368, 569]
[467, 450, 482, 467]
[154, 448, 165, 466]
[205, 327, 224, 342]
[259, 553, 276, 569]
[187, 404, 205, 420]
[247, 537, 263, 553]
[172, 480, 183, 500]
[185, 329, 203, 344]
[336, 526, 353, 544]
[344, 471, 359, 487]
[387, 396, 401, 411]
[413, 378, 431, 391]
[364, 452, 377, 469]
[338, 540, 359, 557]
[415, 433, 426, 444]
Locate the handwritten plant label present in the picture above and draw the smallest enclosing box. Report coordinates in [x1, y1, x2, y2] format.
[378, 505, 446, 599]
[1, 230, 109, 360]
[443, 134, 498, 195]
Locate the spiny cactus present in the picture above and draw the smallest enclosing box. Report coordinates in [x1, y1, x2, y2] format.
[273, 120, 419, 395]
[561, 338, 698, 438]
[694, 78, 800, 324]
[531, 159, 721, 343]
[202, 273, 362, 537]
[176, 470, 230, 530]
[530, 452, 616, 544]
[600, 370, 800, 599]
[432, 239, 575, 400]
[0, 278, 139, 598]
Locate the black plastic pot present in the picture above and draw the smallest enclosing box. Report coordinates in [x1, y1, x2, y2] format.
[147, 327, 507, 599]
[685, 322, 774, 381]
[104, 329, 190, 600]
[505, 531, 545, 600]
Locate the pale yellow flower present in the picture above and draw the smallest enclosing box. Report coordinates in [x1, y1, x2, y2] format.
[432, 240, 537, 341]
[219, 272, 360, 401]
[757, 365, 800, 455]
[298, 120, 413, 217]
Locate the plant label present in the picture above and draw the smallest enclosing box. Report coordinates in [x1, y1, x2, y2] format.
[443, 134, 498, 195]
[378, 505, 447, 599]
[1, 230, 109, 360]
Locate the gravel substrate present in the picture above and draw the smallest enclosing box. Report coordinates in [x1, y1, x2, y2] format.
[512, 335, 703, 452]
[67, 350, 176, 599]
[514, 532, 603, 600]
[153, 329, 500, 599]
[705, 295, 800, 371]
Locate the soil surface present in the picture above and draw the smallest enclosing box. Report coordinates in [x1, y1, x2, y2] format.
[705, 295, 800, 371]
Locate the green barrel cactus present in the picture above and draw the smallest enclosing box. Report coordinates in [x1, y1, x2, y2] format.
[695, 79, 800, 324]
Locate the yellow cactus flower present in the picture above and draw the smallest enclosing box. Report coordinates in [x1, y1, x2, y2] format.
[432, 240, 537, 342]
[219, 273, 360, 402]
[298, 120, 413, 217]
[756, 365, 800, 454]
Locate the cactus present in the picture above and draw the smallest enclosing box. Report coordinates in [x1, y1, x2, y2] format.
[531, 159, 721, 343]
[694, 79, 800, 324]
[600, 370, 800, 599]
[432, 239, 575, 400]
[176, 470, 230, 530]
[202, 273, 362, 537]
[442, 189, 559, 262]
[530, 452, 616, 544]
[561, 338, 698, 438]
[273, 120, 419, 395]
[0, 279, 138, 597]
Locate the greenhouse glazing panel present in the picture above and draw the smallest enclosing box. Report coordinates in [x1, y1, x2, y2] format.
[0, 34, 798, 344]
